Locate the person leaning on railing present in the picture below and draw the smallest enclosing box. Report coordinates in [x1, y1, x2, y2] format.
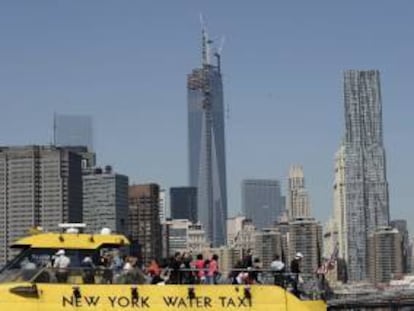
[81, 256, 95, 284]
[207, 254, 219, 284]
[193, 254, 206, 284]
[270, 254, 285, 287]
[53, 249, 70, 283]
[290, 252, 304, 297]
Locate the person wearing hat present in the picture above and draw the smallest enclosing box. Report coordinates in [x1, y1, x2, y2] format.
[270, 254, 285, 287]
[290, 252, 303, 297]
[291, 252, 303, 274]
[53, 249, 71, 283]
[81, 256, 95, 284]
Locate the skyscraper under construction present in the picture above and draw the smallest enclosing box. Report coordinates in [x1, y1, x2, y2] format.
[340, 70, 390, 282]
[187, 25, 227, 246]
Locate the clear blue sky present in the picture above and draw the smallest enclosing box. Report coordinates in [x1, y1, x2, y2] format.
[1, 1, 413, 232]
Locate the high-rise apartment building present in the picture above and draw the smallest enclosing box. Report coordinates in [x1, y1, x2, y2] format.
[128, 184, 162, 265]
[170, 187, 197, 223]
[54, 114, 94, 152]
[188, 222, 209, 253]
[332, 145, 347, 262]
[209, 246, 242, 276]
[274, 218, 290, 266]
[83, 167, 128, 235]
[242, 179, 282, 230]
[163, 219, 209, 256]
[159, 189, 168, 223]
[187, 26, 227, 246]
[368, 226, 403, 284]
[390, 219, 410, 273]
[0, 146, 83, 265]
[289, 217, 323, 275]
[341, 70, 390, 282]
[227, 216, 256, 254]
[254, 228, 283, 269]
[227, 215, 247, 247]
[164, 219, 191, 256]
[287, 165, 311, 220]
[410, 239, 414, 274]
[323, 219, 348, 284]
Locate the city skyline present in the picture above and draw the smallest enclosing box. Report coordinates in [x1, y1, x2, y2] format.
[0, 2, 413, 233]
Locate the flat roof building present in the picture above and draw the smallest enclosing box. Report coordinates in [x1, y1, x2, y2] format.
[128, 184, 162, 265]
[54, 114, 93, 152]
[368, 226, 403, 285]
[289, 217, 323, 275]
[170, 187, 197, 223]
[83, 167, 128, 235]
[242, 179, 282, 230]
[254, 228, 282, 269]
[0, 145, 82, 265]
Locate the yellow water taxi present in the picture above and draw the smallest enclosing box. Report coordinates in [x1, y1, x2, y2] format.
[0, 225, 326, 310]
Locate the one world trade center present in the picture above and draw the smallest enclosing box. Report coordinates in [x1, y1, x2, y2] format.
[187, 25, 227, 246]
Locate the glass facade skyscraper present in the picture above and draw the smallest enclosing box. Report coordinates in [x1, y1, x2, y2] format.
[170, 187, 198, 223]
[242, 179, 282, 230]
[54, 114, 93, 151]
[342, 70, 390, 282]
[187, 28, 227, 246]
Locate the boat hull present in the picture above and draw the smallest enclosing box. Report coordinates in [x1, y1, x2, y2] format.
[0, 283, 326, 310]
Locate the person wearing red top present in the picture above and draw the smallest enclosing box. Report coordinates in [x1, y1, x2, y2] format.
[194, 254, 205, 283]
[147, 258, 161, 283]
[208, 254, 219, 284]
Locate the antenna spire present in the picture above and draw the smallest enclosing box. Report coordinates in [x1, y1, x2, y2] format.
[200, 13, 210, 66]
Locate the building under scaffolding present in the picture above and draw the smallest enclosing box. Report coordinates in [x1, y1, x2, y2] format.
[187, 25, 227, 246]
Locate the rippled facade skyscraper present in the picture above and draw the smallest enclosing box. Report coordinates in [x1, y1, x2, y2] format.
[187, 27, 227, 246]
[342, 70, 390, 282]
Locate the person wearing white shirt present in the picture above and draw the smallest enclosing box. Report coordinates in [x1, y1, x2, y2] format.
[53, 249, 71, 283]
[270, 254, 285, 287]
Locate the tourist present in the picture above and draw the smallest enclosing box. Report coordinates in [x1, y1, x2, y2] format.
[53, 249, 70, 283]
[207, 254, 219, 284]
[270, 254, 285, 287]
[81, 256, 95, 284]
[147, 258, 162, 284]
[250, 257, 262, 284]
[290, 252, 304, 297]
[194, 254, 205, 284]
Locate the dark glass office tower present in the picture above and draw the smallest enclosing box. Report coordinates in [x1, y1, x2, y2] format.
[342, 70, 390, 282]
[187, 27, 227, 246]
[170, 187, 198, 223]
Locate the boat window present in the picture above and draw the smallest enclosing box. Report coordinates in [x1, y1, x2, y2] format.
[0, 248, 97, 283]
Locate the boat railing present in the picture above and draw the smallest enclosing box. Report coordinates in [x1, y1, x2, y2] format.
[0, 266, 329, 300]
[0, 266, 146, 285]
[170, 268, 328, 301]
